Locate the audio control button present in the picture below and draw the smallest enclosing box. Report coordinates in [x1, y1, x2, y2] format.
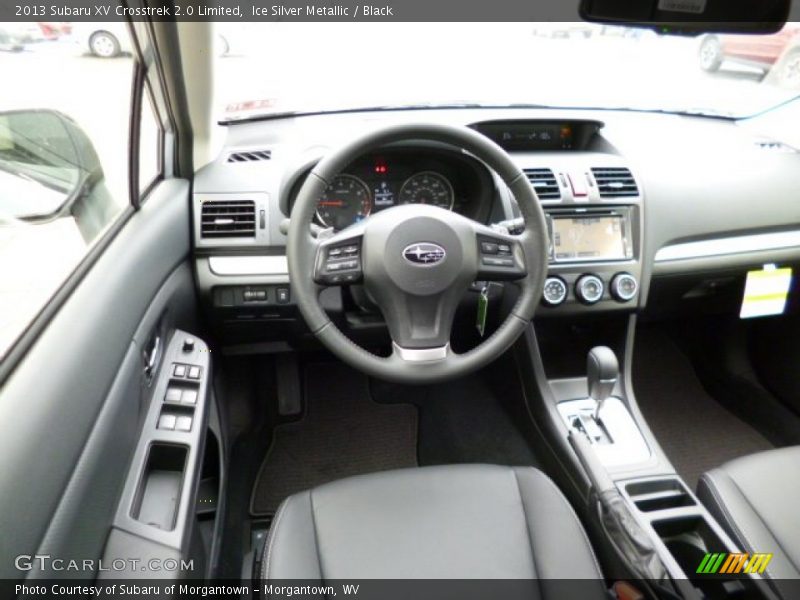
[575, 275, 604, 305]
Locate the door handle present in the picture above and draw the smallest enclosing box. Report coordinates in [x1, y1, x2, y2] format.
[144, 335, 161, 379]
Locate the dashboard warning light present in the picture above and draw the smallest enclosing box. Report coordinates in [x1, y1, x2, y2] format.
[374, 161, 388, 174]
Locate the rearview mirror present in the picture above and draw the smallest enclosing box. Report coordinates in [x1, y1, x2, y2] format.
[580, 0, 793, 35]
[0, 109, 106, 222]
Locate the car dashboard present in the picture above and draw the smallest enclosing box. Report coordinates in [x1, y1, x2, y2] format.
[192, 106, 800, 345]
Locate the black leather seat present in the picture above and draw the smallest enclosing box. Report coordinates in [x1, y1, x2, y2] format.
[261, 464, 606, 593]
[698, 447, 800, 599]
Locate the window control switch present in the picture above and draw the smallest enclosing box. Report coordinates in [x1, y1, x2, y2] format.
[158, 414, 177, 430]
[164, 387, 182, 403]
[175, 416, 193, 432]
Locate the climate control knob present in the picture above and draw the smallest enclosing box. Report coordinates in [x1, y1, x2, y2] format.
[611, 273, 638, 302]
[542, 276, 568, 306]
[575, 275, 605, 305]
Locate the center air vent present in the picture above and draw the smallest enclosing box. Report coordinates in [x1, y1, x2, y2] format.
[591, 167, 639, 198]
[227, 149, 272, 163]
[523, 168, 561, 200]
[200, 200, 256, 238]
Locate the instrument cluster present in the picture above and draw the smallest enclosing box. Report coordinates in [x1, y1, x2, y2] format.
[289, 148, 491, 231]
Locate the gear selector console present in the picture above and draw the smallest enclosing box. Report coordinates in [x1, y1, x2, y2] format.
[557, 346, 650, 467]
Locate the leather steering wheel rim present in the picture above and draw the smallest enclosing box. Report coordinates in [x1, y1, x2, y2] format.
[287, 123, 548, 384]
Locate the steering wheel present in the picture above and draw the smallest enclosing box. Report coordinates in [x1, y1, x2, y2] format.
[287, 123, 548, 384]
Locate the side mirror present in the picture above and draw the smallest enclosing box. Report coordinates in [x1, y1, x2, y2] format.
[580, 0, 793, 35]
[0, 109, 106, 222]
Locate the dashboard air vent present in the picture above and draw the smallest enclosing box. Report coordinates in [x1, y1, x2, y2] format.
[753, 139, 797, 153]
[523, 168, 561, 200]
[227, 149, 272, 163]
[591, 167, 639, 197]
[200, 200, 256, 238]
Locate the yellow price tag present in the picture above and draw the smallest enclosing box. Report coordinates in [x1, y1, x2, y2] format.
[740, 266, 792, 319]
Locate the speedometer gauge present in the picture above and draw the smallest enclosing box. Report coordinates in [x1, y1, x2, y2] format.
[316, 174, 373, 230]
[398, 172, 454, 210]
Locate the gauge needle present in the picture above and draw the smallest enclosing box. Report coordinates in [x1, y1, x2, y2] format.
[319, 200, 345, 207]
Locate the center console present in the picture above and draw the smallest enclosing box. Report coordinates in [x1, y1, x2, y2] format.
[519, 318, 778, 600]
[539, 202, 642, 313]
[476, 118, 644, 316]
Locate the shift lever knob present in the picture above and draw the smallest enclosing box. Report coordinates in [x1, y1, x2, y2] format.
[588, 346, 619, 419]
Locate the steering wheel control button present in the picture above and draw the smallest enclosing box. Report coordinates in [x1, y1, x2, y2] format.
[482, 256, 514, 267]
[480, 241, 499, 254]
[497, 243, 512, 255]
[611, 273, 638, 302]
[575, 274, 605, 305]
[319, 240, 364, 285]
[542, 277, 568, 306]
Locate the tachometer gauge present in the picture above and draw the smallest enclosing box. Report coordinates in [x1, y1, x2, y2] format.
[398, 171, 454, 210]
[316, 174, 373, 230]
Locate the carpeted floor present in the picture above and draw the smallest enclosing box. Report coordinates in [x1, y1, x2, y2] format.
[633, 329, 772, 490]
[250, 363, 418, 515]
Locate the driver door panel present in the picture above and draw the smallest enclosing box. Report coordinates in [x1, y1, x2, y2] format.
[0, 180, 209, 580]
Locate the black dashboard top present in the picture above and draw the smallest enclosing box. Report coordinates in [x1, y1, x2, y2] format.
[193, 107, 800, 299]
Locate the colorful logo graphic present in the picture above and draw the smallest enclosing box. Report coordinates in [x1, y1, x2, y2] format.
[696, 552, 773, 574]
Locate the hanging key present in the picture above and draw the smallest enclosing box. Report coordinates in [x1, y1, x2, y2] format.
[476, 284, 490, 337]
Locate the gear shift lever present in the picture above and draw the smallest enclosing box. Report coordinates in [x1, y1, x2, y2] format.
[587, 346, 619, 421]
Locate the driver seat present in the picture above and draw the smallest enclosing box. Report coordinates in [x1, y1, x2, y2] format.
[261, 464, 606, 593]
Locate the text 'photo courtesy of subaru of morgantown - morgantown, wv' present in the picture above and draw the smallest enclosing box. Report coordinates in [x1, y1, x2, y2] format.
[2, 0, 800, 599]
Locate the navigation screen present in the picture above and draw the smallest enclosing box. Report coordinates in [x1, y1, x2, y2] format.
[552, 216, 626, 261]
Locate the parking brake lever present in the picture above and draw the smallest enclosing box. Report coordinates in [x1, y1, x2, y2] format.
[569, 431, 671, 588]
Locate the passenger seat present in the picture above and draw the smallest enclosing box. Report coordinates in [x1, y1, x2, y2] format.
[698, 447, 800, 599]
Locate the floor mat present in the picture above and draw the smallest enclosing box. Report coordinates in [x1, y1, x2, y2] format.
[633, 329, 772, 490]
[371, 370, 541, 468]
[250, 363, 418, 515]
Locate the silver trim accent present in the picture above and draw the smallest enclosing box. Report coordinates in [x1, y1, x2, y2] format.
[542, 276, 568, 306]
[208, 255, 288, 276]
[545, 207, 635, 264]
[392, 343, 449, 362]
[558, 397, 651, 467]
[576, 274, 604, 304]
[610, 273, 638, 302]
[654, 230, 800, 262]
[315, 173, 372, 229]
[397, 171, 455, 211]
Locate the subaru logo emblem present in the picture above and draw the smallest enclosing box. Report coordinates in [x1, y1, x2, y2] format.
[403, 243, 446, 265]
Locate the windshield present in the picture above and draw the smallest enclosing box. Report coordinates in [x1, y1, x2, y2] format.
[215, 22, 800, 122]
